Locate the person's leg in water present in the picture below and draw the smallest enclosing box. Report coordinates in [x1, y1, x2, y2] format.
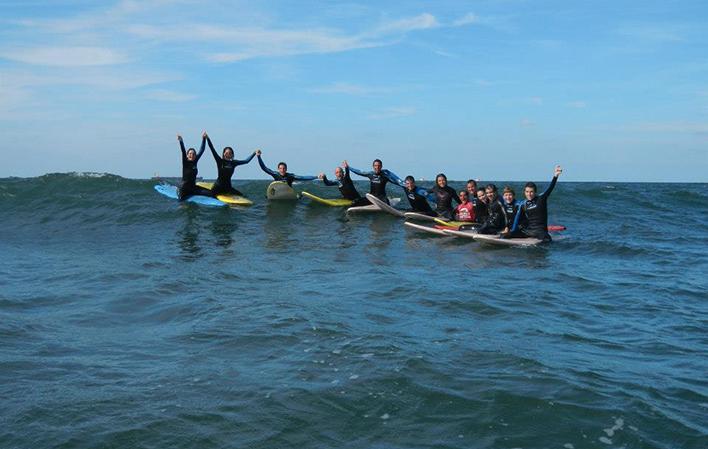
[351, 197, 371, 207]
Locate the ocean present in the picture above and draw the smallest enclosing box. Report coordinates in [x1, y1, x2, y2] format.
[1, 173, 706, 449]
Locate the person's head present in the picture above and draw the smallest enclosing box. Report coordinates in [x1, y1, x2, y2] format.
[186, 148, 197, 161]
[524, 182, 538, 201]
[466, 179, 477, 194]
[404, 175, 416, 190]
[459, 190, 469, 204]
[485, 183, 498, 201]
[435, 173, 447, 188]
[372, 159, 383, 174]
[277, 162, 288, 176]
[334, 166, 344, 179]
[503, 186, 515, 203]
[222, 147, 234, 160]
[476, 187, 486, 202]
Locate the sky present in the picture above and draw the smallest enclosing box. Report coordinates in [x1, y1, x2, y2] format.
[1, 0, 707, 182]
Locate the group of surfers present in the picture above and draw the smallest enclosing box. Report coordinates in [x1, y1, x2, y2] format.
[177, 132, 563, 241]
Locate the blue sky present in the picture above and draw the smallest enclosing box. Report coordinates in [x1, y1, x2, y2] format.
[1, 0, 707, 181]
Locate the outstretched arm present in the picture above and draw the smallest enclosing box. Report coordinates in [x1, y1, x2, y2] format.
[206, 134, 220, 161]
[383, 169, 406, 188]
[196, 133, 206, 160]
[257, 153, 277, 177]
[539, 165, 562, 198]
[320, 174, 339, 187]
[292, 173, 317, 182]
[348, 166, 371, 178]
[234, 151, 256, 166]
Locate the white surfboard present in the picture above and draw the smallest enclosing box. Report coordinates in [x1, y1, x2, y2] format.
[403, 221, 450, 236]
[403, 212, 438, 222]
[266, 181, 298, 200]
[365, 193, 404, 217]
[472, 234, 544, 247]
[346, 204, 381, 214]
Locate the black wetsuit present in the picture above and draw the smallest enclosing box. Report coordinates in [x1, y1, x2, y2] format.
[427, 185, 460, 220]
[178, 137, 214, 200]
[502, 200, 520, 226]
[207, 137, 255, 195]
[404, 187, 435, 215]
[512, 176, 558, 241]
[477, 197, 507, 234]
[257, 155, 316, 186]
[471, 197, 488, 222]
[349, 167, 400, 204]
[321, 167, 369, 206]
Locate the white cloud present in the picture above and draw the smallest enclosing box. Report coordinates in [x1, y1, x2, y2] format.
[309, 82, 390, 96]
[453, 13, 479, 27]
[375, 13, 439, 34]
[0, 46, 129, 66]
[368, 107, 416, 120]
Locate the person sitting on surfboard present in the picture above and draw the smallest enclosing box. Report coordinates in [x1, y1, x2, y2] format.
[177, 132, 215, 200]
[508, 165, 563, 241]
[206, 133, 255, 196]
[475, 187, 489, 221]
[454, 191, 476, 222]
[427, 173, 460, 220]
[477, 184, 508, 235]
[402, 176, 436, 215]
[499, 186, 522, 236]
[349, 159, 403, 205]
[319, 163, 369, 206]
[256, 150, 317, 186]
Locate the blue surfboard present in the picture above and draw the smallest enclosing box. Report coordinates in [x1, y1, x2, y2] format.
[154, 184, 227, 207]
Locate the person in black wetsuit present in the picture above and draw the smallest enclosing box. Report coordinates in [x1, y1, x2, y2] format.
[256, 150, 317, 186]
[177, 132, 215, 200]
[500, 186, 521, 236]
[319, 162, 369, 206]
[475, 187, 489, 222]
[477, 183, 508, 234]
[427, 173, 460, 220]
[206, 133, 255, 196]
[510, 165, 562, 241]
[349, 159, 403, 205]
[403, 176, 435, 215]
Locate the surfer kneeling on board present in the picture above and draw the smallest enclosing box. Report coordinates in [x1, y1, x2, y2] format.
[177, 132, 215, 200]
[319, 162, 369, 206]
[256, 150, 317, 186]
[454, 191, 476, 222]
[349, 159, 403, 205]
[476, 184, 508, 235]
[402, 176, 436, 215]
[206, 132, 255, 196]
[508, 165, 563, 242]
[427, 173, 460, 220]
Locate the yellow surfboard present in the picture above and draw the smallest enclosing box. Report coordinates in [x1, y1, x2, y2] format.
[433, 218, 479, 229]
[301, 191, 353, 207]
[197, 182, 253, 206]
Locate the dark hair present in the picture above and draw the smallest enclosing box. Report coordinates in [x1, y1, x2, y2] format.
[459, 190, 468, 196]
[187, 147, 195, 152]
[503, 185, 515, 195]
[373, 159, 383, 165]
[223, 146, 233, 154]
[476, 187, 486, 194]
[436, 173, 447, 182]
[278, 162, 287, 170]
[485, 183, 497, 192]
[404, 175, 415, 183]
[466, 179, 477, 188]
[524, 182, 537, 192]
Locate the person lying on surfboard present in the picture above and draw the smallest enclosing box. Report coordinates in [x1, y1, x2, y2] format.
[256, 150, 317, 186]
[318, 163, 369, 206]
[349, 159, 404, 205]
[427, 173, 460, 220]
[454, 191, 476, 222]
[177, 132, 215, 200]
[402, 176, 436, 216]
[205, 132, 255, 196]
[508, 165, 563, 242]
[476, 184, 508, 235]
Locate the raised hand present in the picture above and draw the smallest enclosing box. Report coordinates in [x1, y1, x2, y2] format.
[256, 149, 262, 156]
[554, 165, 563, 177]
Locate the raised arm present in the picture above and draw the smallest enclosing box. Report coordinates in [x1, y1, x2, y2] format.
[320, 175, 339, 187]
[196, 133, 206, 160]
[177, 134, 186, 160]
[256, 152, 277, 177]
[206, 135, 220, 161]
[383, 169, 406, 188]
[234, 151, 256, 166]
[292, 173, 317, 182]
[348, 166, 371, 178]
[539, 165, 562, 199]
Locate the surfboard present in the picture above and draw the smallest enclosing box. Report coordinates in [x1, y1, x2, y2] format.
[403, 212, 438, 222]
[433, 218, 479, 229]
[154, 184, 227, 207]
[472, 234, 544, 247]
[403, 221, 450, 236]
[267, 181, 298, 200]
[346, 204, 381, 214]
[196, 182, 253, 206]
[442, 228, 478, 239]
[301, 191, 353, 207]
[365, 193, 405, 217]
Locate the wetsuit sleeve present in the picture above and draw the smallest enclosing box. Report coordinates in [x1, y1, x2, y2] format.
[321, 175, 338, 187]
[178, 138, 187, 162]
[292, 173, 317, 182]
[257, 155, 278, 177]
[539, 176, 558, 199]
[383, 170, 405, 188]
[349, 167, 372, 179]
[451, 187, 461, 204]
[207, 136, 220, 161]
[196, 136, 206, 161]
[511, 202, 523, 232]
[234, 151, 256, 166]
